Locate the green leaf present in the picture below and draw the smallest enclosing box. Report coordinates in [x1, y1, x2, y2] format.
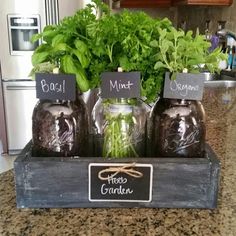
[52, 34, 66, 47]
[34, 44, 51, 53]
[74, 39, 88, 53]
[75, 65, 90, 92]
[160, 42, 169, 54]
[43, 25, 56, 32]
[31, 52, 49, 66]
[31, 33, 42, 43]
[150, 40, 159, 48]
[173, 28, 184, 40]
[53, 43, 69, 52]
[61, 55, 76, 74]
[158, 28, 167, 38]
[42, 29, 58, 44]
[61, 55, 89, 92]
[72, 49, 90, 68]
[154, 61, 166, 70]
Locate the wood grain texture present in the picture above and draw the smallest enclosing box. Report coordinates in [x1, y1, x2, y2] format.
[14, 143, 220, 209]
[172, 0, 232, 5]
[120, 0, 171, 8]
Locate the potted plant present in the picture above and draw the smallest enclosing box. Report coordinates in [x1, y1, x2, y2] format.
[31, 79, 89, 157]
[84, 3, 177, 158]
[31, 1, 160, 157]
[30, 0, 177, 158]
[149, 27, 227, 157]
[30, 0, 225, 158]
[29, 1, 101, 156]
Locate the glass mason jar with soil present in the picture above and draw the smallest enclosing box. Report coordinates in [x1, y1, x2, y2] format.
[92, 97, 147, 158]
[149, 98, 206, 157]
[32, 95, 88, 157]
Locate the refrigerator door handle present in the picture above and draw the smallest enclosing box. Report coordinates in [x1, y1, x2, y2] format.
[6, 86, 36, 90]
[53, 0, 59, 25]
[45, 0, 59, 25]
[45, 0, 50, 25]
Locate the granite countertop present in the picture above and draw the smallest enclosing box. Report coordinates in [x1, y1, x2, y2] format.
[0, 87, 236, 236]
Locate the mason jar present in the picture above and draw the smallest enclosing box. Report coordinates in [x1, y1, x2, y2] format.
[149, 98, 206, 157]
[32, 95, 88, 157]
[92, 97, 147, 158]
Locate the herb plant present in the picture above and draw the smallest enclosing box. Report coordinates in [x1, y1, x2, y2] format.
[30, 0, 171, 158]
[30, 0, 226, 158]
[151, 27, 227, 78]
[92, 97, 146, 158]
[103, 110, 138, 158]
[30, 0, 173, 100]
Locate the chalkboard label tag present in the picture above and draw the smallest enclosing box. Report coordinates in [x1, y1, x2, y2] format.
[35, 73, 76, 101]
[101, 72, 141, 99]
[163, 72, 206, 101]
[88, 163, 153, 202]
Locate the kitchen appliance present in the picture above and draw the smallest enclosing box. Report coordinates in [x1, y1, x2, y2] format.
[8, 14, 41, 55]
[3, 81, 37, 154]
[0, 0, 91, 154]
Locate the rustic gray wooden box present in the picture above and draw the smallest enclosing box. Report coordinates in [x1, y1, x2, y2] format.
[14, 143, 220, 209]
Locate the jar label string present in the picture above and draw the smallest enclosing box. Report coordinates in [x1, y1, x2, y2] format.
[98, 163, 143, 180]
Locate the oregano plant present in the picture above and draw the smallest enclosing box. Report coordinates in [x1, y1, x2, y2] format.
[151, 27, 227, 79]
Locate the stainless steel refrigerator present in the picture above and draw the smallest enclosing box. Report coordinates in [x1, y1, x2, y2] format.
[0, 0, 90, 154]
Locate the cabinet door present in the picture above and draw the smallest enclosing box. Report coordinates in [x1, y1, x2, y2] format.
[173, 0, 233, 5]
[120, 0, 171, 8]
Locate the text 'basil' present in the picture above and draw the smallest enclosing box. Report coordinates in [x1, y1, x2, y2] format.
[36, 73, 76, 101]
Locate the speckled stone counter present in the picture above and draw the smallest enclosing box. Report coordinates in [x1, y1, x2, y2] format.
[0, 87, 236, 236]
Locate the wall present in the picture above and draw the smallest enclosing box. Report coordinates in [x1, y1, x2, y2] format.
[177, 1, 236, 35]
[112, 6, 178, 26]
[113, 1, 236, 35]
[136, 7, 178, 25]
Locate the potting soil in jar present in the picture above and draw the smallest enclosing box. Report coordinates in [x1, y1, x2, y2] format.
[32, 98, 88, 157]
[149, 98, 206, 157]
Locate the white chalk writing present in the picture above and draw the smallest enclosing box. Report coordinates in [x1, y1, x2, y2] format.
[100, 175, 133, 196]
[41, 79, 65, 94]
[170, 80, 199, 97]
[110, 80, 134, 92]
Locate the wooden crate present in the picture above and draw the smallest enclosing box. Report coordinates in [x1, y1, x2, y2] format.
[14, 143, 220, 209]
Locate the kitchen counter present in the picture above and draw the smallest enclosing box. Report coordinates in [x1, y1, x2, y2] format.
[0, 168, 235, 236]
[0, 87, 236, 236]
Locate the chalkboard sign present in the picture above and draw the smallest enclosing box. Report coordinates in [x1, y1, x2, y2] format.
[89, 163, 153, 202]
[101, 72, 141, 99]
[35, 73, 76, 101]
[163, 72, 206, 101]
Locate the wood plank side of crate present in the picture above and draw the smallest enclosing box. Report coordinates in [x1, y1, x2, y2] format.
[14, 143, 220, 209]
